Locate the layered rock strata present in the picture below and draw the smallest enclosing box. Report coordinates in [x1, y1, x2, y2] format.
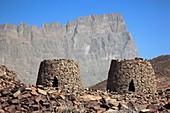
[107, 58, 157, 93]
[36, 59, 82, 90]
[0, 13, 138, 86]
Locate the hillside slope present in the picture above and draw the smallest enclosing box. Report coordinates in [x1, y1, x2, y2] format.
[150, 55, 170, 89]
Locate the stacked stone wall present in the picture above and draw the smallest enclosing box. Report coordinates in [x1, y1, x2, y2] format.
[36, 59, 82, 90]
[0, 65, 20, 88]
[107, 58, 157, 93]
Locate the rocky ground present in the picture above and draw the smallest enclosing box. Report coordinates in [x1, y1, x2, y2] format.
[0, 84, 170, 113]
[0, 55, 170, 113]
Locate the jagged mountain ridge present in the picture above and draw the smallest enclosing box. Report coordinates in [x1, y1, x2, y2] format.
[0, 13, 138, 87]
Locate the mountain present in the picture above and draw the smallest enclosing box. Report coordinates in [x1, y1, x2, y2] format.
[0, 13, 138, 87]
[150, 55, 170, 90]
[90, 55, 170, 90]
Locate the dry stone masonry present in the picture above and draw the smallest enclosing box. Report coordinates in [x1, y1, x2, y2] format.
[0, 65, 20, 89]
[36, 59, 82, 90]
[107, 58, 157, 93]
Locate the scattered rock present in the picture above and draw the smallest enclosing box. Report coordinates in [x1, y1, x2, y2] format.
[13, 90, 21, 98]
[37, 88, 47, 95]
[127, 101, 138, 111]
[80, 94, 102, 101]
[0, 62, 170, 113]
[106, 109, 117, 113]
[163, 102, 170, 109]
[139, 109, 151, 113]
[146, 104, 159, 112]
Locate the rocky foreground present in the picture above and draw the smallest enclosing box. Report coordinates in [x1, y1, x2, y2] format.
[0, 65, 170, 113]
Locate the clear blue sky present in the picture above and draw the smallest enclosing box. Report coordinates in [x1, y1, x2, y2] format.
[0, 0, 170, 59]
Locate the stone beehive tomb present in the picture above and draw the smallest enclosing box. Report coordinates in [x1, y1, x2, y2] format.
[107, 58, 157, 93]
[36, 59, 82, 90]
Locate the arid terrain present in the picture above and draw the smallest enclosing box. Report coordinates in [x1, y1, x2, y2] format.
[0, 55, 170, 113]
[90, 55, 170, 91]
[150, 55, 170, 90]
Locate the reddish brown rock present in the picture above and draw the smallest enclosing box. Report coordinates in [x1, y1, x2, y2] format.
[0, 61, 170, 113]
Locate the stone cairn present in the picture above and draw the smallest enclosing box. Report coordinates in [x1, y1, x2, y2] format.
[0, 65, 21, 89]
[36, 59, 82, 91]
[107, 58, 157, 94]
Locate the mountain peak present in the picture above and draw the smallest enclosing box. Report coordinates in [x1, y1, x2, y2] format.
[0, 13, 138, 87]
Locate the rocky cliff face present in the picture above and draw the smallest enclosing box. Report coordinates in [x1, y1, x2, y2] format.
[0, 13, 138, 87]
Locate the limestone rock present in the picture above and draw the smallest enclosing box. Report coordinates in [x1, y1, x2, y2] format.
[0, 13, 138, 87]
